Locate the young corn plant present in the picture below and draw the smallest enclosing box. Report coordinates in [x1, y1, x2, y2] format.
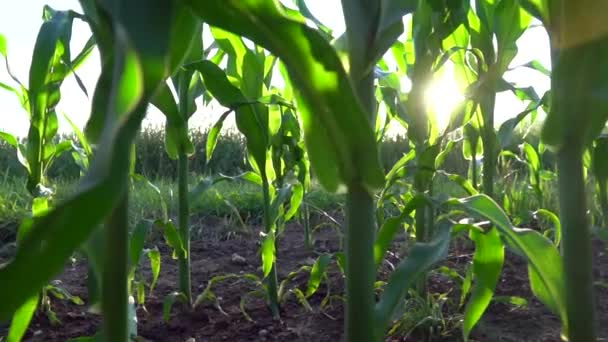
[150, 20, 203, 305]
[0, 8, 93, 340]
[196, 47, 305, 317]
[0, 1, 200, 341]
[378, 2, 568, 340]
[523, 0, 608, 340]
[464, 0, 532, 198]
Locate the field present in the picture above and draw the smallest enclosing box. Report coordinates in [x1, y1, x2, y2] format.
[9, 222, 608, 342]
[2, 1, 608, 342]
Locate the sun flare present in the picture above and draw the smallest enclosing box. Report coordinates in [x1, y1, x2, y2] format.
[424, 71, 464, 132]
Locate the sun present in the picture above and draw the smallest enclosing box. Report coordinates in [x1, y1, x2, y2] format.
[424, 68, 464, 132]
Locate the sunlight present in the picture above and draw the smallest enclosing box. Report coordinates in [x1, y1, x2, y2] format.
[424, 68, 464, 132]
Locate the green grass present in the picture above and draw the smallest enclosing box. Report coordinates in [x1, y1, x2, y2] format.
[0, 175, 344, 228]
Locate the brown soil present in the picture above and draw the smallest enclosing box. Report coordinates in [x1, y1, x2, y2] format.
[2, 216, 607, 342]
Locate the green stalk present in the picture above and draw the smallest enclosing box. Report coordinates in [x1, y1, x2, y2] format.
[177, 151, 191, 302]
[413, 160, 429, 297]
[177, 72, 192, 304]
[598, 179, 608, 226]
[302, 195, 312, 250]
[481, 91, 496, 198]
[339, 3, 378, 339]
[261, 176, 280, 318]
[102, 192, 129, 342]
[557, 143, 597, 342]
[345, 182, 376, 342]
[471, 146, 478, 190]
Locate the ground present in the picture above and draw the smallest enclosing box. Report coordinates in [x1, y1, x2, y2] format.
[1, 214, 607, 342]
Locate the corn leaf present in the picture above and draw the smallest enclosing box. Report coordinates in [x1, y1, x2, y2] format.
[454, 195, 567, 325]
[192, 60, 269, 175]
[463, 227, 504, 341]
[6, 294, 39, 342]
[374, 223, 451, 334]
[305, 254, 332, 297]
[205, 109, 232, 162]
[542, 28, 608, 148]
[261, 232, 276, 278]
[374, 194, 429, 266]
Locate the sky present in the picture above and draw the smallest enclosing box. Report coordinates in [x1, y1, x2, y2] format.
[0, 0, 551, 137]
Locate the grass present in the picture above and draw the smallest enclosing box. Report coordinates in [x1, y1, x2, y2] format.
[0, 167, 601, 243]
[0, 174, 345, 232]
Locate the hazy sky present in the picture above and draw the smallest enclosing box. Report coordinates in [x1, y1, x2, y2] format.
[0, 1, 551, 137]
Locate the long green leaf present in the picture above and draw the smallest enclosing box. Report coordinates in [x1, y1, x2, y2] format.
[463, 227, 504, 340]
[454, 195, 566, 325]
[374, 194, 428, 266]
[261, 232, 276, 278]
[206, 109, 232, 162]
[374, 224, 451, 334]
[305, 254, 332, 297]
[7, 294, 39, 342]
[192, 60, 268, 173]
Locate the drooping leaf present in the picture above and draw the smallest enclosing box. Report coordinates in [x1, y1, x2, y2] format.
[375, 224, 451, 334]
[497, 105, 539, 148]
[192, 60, 269, 174]
[305, 254, 332, 297]
[520, 0, 549, 24]
[494, 0, 532, 74]
[374, 195, 429, 266]
[593, 136, 608, 183]
[454, 195, 566, 325]
[285, 183, 304, 222]
[188, 175, 231, 205]
[535, 209, 561, 246]
[146, 248, 161, 291]
[206, 109, 232, 162]
[155, 220, 185, 259]
[463, 227, 504, 340]
[129, 220, 152, 271]
[162, 291, 187, 322]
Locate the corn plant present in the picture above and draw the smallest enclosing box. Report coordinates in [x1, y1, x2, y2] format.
[378, 1, 570, 340]
[0, 1, 199, 342]
[149, 19, 203, 305]
[462, 0, 532, 198]
[0, 7, 93, 340]
[522, 1, 608, 340]
[194, 47, 306, 317]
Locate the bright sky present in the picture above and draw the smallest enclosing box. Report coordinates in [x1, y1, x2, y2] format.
[0, 0, 551, 137]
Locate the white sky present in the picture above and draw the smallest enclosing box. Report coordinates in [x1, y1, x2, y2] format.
[0, 0, 551, 137]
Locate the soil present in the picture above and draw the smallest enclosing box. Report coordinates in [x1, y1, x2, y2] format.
[1, 214, 607, 342]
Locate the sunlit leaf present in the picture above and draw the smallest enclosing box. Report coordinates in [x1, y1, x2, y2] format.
[6, 294, 39, 342]
[463, 227, 504, 340]
[454, 195, 566, 325]
[261, 232, 276, 277]
[375, 224, 451, 334]
[305, 254, 332, 297]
